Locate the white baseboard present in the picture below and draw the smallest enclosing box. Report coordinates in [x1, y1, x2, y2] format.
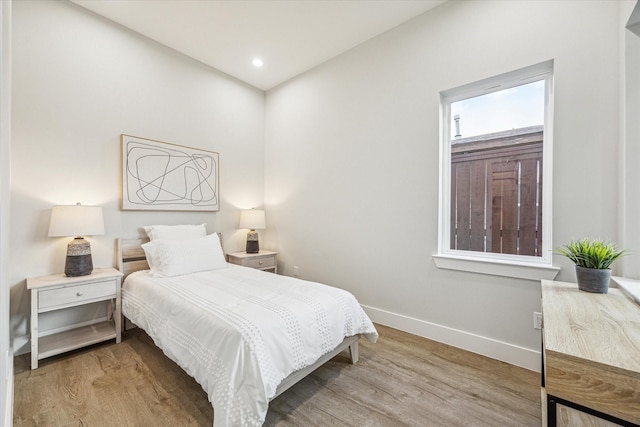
[362, 304, 541, 372]
[11, 336, 28, 357]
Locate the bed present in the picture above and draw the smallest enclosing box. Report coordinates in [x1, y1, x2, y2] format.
[116, 230, 378, 427]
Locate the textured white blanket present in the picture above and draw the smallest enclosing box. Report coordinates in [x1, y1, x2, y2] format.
[122, 264, 378, 427]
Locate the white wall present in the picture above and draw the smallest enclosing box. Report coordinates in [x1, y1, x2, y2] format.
[265, 0, 623, 370]
[622, 2, 640, 278]
[10, 0, 266, 352]
[1, 1, 12, 424]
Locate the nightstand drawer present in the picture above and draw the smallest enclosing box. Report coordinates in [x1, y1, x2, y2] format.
[244, 256, 276, 269]
[39, 279, 117, 310]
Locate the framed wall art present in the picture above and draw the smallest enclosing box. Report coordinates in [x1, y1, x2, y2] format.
[121, 135, 219, 211]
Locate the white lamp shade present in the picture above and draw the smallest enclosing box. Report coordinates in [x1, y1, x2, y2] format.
[48, 204, 105, 237]
[239, 209, 266, 230]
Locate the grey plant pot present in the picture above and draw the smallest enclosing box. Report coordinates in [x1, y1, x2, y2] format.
[575, 265, 611, 293]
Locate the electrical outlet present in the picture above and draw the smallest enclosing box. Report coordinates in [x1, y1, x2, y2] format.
[293, 266, 299, 277]
[533, 312, 543, 330]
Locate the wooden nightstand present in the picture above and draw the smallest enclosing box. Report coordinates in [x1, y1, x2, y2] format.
[227, 250, 278, 273]
[27, 267, 124, 369]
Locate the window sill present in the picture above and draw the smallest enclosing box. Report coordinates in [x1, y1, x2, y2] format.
[432, 254, 560, 281]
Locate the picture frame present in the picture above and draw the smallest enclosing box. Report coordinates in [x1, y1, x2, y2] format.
[121, 135, 219, 211]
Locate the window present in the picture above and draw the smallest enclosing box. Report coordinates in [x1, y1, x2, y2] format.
[435, 61, 557, 279]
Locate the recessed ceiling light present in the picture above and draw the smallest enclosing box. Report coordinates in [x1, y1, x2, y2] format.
[252, 58, 264, 68]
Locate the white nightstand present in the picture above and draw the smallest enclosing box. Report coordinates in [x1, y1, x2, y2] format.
[227, 250, 278, 273]
[27, 267, 123, 369]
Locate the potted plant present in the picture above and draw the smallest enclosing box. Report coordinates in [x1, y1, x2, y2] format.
[555, 238, 628, 293]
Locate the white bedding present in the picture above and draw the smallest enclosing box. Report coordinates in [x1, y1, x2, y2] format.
[122, 264, 378, 427]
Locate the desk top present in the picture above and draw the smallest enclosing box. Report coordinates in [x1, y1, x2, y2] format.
[541, 279, 640, 423]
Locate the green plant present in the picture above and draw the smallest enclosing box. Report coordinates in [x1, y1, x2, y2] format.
[555, 238, 628, 269]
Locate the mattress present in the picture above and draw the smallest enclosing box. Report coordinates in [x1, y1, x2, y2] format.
[122, 264, 378, 426]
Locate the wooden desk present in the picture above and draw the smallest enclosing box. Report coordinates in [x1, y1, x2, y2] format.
[541, 280, 640, 426]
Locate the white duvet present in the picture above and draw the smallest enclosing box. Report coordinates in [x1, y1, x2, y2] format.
[122, 264, 378, 427]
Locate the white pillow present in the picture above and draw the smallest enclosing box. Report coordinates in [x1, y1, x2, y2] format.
[141, 233, 227, 277]
[143, 224, 207, 241]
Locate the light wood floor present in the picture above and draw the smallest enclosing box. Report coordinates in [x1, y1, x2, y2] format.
[13, 324, 541, 426]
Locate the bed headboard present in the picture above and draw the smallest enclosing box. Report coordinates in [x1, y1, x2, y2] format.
[117, 232, 224, 279]
[117, 237, 150, 279]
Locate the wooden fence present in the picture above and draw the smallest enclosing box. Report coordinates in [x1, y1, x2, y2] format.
[450, 131, 543, 256]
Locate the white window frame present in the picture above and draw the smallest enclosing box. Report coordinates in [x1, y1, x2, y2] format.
[433, 60, 559, 280]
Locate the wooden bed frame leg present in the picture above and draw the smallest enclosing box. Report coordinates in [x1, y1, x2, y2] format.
[349, 341, 359, 364]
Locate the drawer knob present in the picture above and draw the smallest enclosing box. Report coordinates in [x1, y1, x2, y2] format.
[76, 291, 84, 296]
[259, 261, 263, 265]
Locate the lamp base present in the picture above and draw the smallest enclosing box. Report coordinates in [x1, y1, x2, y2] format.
[246, 230, 260, 254]
[65, 237, 93, 277]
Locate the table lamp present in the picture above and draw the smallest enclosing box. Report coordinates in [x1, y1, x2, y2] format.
[48, 203, 105, 276]
[239, 209, 265, 254]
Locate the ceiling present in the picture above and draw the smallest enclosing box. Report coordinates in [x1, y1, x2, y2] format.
[70, 0, 446, 91]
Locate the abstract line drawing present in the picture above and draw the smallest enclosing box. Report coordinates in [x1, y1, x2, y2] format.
[121, 135, 219, 211]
